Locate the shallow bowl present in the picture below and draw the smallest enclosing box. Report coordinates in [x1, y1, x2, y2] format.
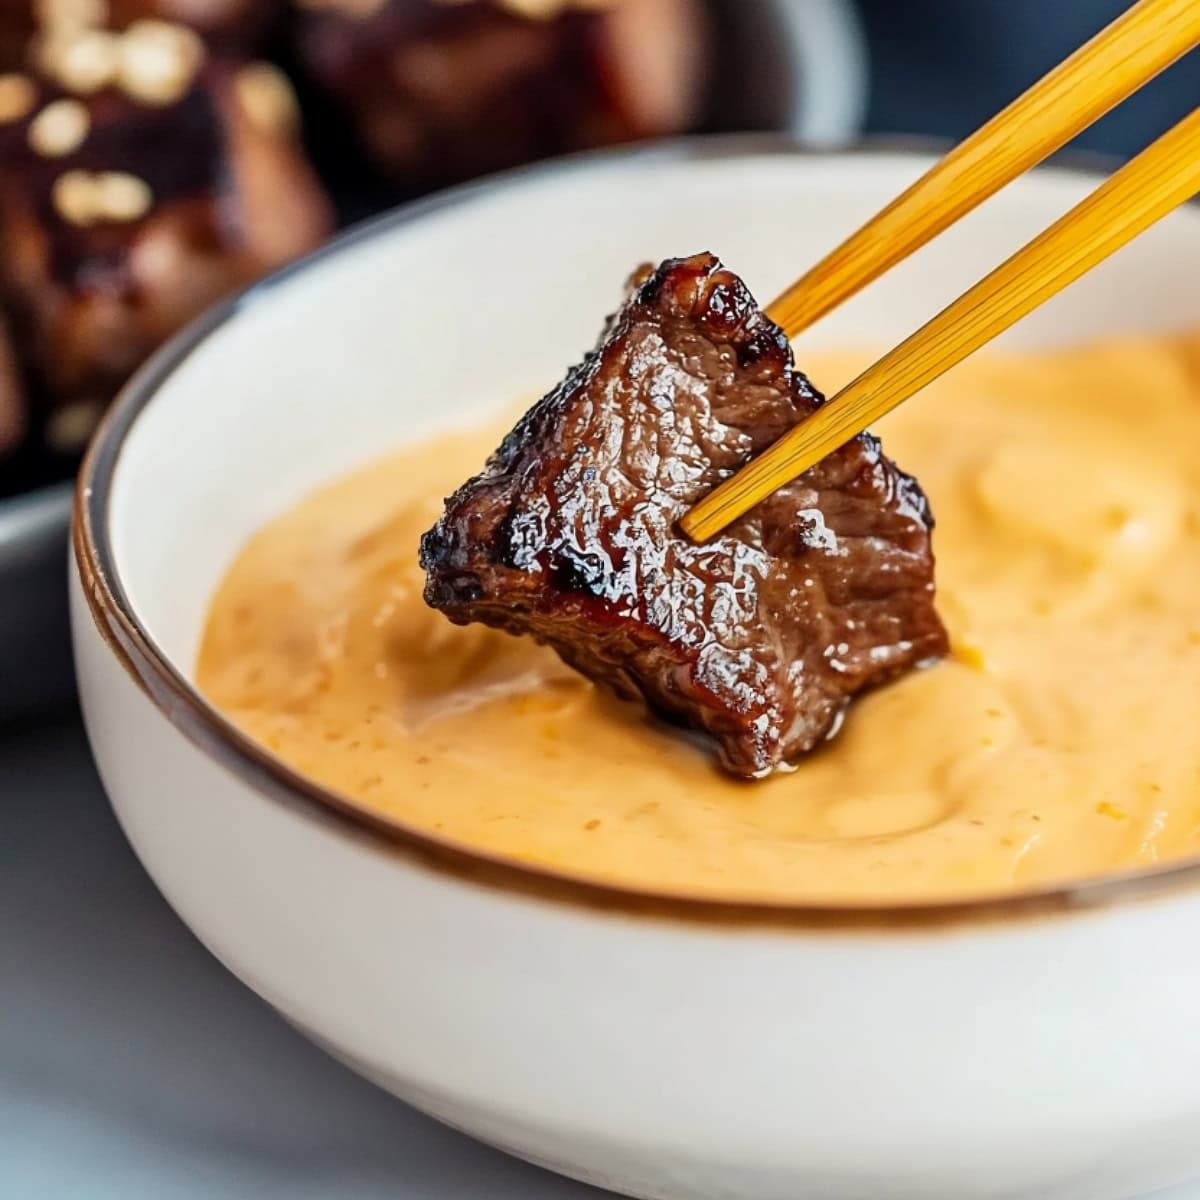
[71, 138, 1200, 1200]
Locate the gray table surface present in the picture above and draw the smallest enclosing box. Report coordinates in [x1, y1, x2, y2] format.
[4, 710, 1199, 1200]
[1, 708, 603, 1199]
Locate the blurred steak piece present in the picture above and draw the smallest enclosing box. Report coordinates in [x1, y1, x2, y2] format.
[0, 22, 331, 456]
[421, 254, 948, 778]
[292, 0, 707, 196]
[106, 0, 280, 46]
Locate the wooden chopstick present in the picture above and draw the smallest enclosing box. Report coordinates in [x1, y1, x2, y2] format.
[766, 0, 1200, 339]
[682, 106, 1200, 543]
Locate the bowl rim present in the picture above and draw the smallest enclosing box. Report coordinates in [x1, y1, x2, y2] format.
[73, 132, 1200, 932]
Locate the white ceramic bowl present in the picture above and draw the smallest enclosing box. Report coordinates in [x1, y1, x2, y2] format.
[71, 140, 1200, 1200]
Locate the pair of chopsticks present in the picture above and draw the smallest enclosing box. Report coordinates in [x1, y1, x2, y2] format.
[682, 0, 1200, 543]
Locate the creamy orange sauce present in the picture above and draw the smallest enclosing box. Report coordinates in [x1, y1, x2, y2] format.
[197, 335, 1200, 903]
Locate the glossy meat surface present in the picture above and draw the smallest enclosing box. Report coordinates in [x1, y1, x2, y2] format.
[421, 253, 948, 777]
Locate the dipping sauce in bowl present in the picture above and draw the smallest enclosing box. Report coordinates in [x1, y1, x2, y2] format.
[197, 330, 1200, 904]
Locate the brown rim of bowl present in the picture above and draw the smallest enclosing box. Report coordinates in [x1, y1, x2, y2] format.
[74, 132, 1200, 932]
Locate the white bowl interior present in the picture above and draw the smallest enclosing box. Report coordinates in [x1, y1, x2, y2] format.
[108, 146, 1200, 675]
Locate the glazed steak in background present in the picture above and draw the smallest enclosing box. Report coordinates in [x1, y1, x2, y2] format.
[422, 253, 948, 777]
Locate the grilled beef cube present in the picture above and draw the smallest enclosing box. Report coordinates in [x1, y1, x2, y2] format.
[0, 308, 24, 458]
[421, 253, 948, 778]
[292, 0, 706, 196]
[0, 23, 331, 455]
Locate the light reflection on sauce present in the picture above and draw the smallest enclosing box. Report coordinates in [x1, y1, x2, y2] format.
[197, 335, 1200, 903]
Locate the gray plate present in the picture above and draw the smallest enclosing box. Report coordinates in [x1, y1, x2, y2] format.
[0, 482, 73, 720]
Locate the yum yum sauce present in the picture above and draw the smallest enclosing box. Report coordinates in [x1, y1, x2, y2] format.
[198, 336, 1200, 903]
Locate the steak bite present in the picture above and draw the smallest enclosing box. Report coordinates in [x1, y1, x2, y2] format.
[420, 253, 948, 778]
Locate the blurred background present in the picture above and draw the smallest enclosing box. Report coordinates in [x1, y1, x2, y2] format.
[2, 3, 1198, 1196]
[1, 0, 1195, 500]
